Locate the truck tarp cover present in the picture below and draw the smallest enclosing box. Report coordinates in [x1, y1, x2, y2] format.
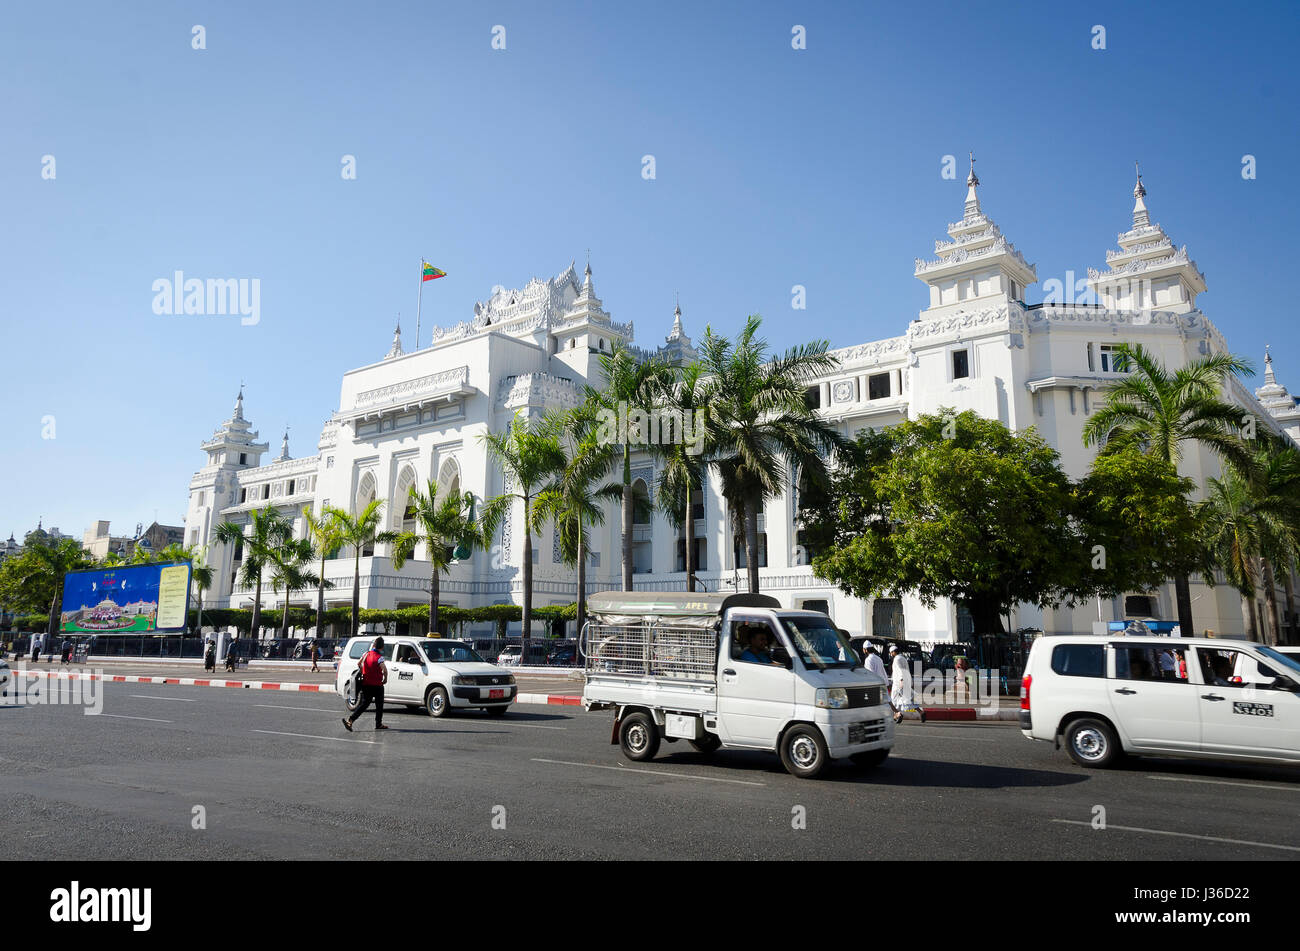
[585, 591, 781, 620]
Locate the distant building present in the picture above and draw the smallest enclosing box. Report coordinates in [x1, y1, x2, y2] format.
[81, 520, 185, 561]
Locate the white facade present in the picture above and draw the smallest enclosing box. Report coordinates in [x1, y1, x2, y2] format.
[184, 168, 1300, 642]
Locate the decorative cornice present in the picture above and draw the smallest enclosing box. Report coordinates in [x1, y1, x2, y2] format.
[354, 366, 471, 407]
[497, 372, 582, 410]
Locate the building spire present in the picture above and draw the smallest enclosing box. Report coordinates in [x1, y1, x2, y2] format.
[1264, 345, 1276, 385]
[669, 293, 684, 340]
[233, 385, 245, 421]
[1132, 161, 1150, 228]
[278, 426, 290, 462]
[964, 151, 981, 217]
[583, 249, 592, 286]
[384, 318, 404, 360]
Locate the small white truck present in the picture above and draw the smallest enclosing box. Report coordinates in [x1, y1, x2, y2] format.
[580, 591, 894, 779]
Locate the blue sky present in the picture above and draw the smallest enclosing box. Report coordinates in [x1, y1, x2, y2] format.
[1, 0, 1296, 541]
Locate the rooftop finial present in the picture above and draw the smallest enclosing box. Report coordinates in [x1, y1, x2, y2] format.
[583, 249, 592, 283]
[964, 151, 981, 217]
[1132, 161, 1150, 228]
[233, 384, 245, 421]
[1265, 345, 1276, 385]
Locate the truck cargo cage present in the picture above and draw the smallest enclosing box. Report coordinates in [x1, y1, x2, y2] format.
[579, 616, 719, 683]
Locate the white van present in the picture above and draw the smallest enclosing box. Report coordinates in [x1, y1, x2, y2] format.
[1020, 635, 1300, 767]
[337, 636, 517, 717]
[581, 591, 894, 779]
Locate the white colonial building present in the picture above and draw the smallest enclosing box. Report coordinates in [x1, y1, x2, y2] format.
[184, 166, 1300, 643]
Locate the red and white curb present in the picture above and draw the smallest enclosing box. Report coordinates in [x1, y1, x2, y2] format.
[10, 668, 335, 693]
[10, 668, 585, 705]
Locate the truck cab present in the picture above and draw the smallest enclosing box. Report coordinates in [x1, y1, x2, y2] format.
[581, 592, 894, 779]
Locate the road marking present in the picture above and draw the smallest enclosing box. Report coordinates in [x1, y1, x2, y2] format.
[1050, 819, 1300, 853]
[128, 695, 198, 702]
[532, 758, 765, 787]
[252, 729, 377, 745]
[255, 704, 341, 713]
[101, 714, 172, 723]
[1147, 775, 1300, 793]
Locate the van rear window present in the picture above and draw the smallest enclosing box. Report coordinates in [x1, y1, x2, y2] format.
[1051, 644, 1105, 678]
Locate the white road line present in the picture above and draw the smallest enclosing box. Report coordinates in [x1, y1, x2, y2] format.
[1147, 775, 1300, 793]
[128, 695, 198, 702]
[101, 714, 172, 723]
[252, 729, 377, 745]
[532, 758, 765, 787]
[1050, 819, 1300, 853]
[255, 704, 341, 713]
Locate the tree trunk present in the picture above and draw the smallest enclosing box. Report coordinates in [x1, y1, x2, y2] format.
[315, 555, 326, 640]
[429, 566, 440, 636]
[685, 486, 695, 593]
[279, 590, 291, 640]
[744, 496, 760, 594]
[1174, 573, 1195, 638]
[1242, 594, 1258, 641]
[970, 597, 1007, 636]
[1262, 558, 1282, 647]
[621, 482, 634, 591]
[576, 527, 587, 634]
[251, 571, 263, 642]
[351, 548, 361, 638]
[47, 585, 60, 645]
[522, 507, 533, 663]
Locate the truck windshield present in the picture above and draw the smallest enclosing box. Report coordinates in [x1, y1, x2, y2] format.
[779, 617, 858, 669]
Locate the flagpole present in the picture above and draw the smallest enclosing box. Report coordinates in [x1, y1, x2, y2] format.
[415, 258, 423, 351]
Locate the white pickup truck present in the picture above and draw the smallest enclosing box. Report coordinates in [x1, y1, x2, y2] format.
[580, 591, 894, 779]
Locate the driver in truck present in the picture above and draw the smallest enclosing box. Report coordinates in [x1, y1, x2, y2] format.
[739, 626, 782, 666]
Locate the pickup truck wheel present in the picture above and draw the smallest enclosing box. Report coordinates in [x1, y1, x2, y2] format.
[425, 685, 451, 718]
[780, 725, 829, 779]
[689, 733, 721, 754]
[850, 748, 889, 768]
[619, 712, 660, 761]
[1063, 717, 1120, 768]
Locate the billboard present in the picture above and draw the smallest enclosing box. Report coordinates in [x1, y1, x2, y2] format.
[60, 562, 192, 634]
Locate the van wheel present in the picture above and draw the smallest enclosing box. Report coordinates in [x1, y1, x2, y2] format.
[851, 749, 889, 768]
[425, 686, 451, 718]
[780, 725, 829, 779]
[689, 733, 721, 754]
[343, 673, 362, 714]
[1063, 717, 1120, 768]
[619, 712, 660, 762]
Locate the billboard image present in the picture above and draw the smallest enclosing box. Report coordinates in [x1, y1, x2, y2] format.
[60, 562, 192, 634]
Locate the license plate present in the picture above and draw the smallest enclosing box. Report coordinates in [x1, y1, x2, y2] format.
[1232, 701, 1273, 717]
[489, 689, 504, 699]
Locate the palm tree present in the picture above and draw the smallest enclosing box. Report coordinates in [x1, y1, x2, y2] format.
[189, 551, 214, 637]
[534, 408, 619, 631]
[390, 479, 487, 636]
[215, 507, 294, 641]
[698, 315, 846, 594]
[1082, 343, 1253, 637]
[1237, 434, 1300, 645]
[479, 412, 567, 659]
[326, 499, 398, 638]
[653, 361, 711, 593]
[585, 345, 675, 590]
[1198, 471, 1263, 639]
[265, 536, 321, 640]
[302, 505, 343, 641]
[22, 538, 95, 643]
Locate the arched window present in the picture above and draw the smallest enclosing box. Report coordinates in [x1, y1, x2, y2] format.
[392, 465, 418, 534]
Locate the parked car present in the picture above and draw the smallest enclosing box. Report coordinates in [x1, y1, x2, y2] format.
[1021, 634, 1300, 768]
[337, 636, 516, 717]
[496, 642, 549, 667]
[546, 642, 578, 666]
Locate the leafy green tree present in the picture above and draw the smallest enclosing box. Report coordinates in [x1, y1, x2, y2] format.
[806, 411, 1087, 634]
[586, 345, 675, 590]
[479, 412, 567, 658]
[699, 315, 845, 593]
[302, 506, 343, 640]
[390, 479, 487, 636]
[1082, 343, 1253, 636]
[326, 499, 398, 638]
[534, 408, 619, 631]
[215, 507, 294, 640]
[0, 539, 96, 641]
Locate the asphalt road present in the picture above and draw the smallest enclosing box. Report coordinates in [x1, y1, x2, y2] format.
[3, 681, 1298, 860]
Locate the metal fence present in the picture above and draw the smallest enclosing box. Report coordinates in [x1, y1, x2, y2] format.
[580, 621, 718, 681]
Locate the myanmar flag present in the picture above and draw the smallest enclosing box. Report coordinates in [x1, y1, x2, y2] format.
[422, 261, 446, 282]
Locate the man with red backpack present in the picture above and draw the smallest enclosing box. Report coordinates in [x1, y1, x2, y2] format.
[342, 636, 389, 732]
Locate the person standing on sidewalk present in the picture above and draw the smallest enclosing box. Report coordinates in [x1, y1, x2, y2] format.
[342, 636, 388, 732]
[310, 641, 320, 673]
[889, 645, 926, 724]
[31, 633, 40, 664]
